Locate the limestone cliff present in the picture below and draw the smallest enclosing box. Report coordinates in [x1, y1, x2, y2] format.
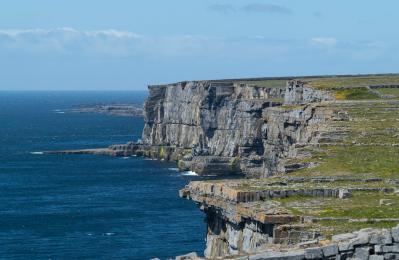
[137, 77, 399, 259]
[49, 74, 399, 259]
[137, 80, 334, 177]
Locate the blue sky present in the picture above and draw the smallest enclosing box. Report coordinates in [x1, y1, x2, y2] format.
[0, 0, 398, 90]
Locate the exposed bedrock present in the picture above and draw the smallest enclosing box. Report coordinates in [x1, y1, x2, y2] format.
[130, 80, 339, 177]
[180, 181, 322, 258]
[284, 80, 334, 105]
[260, 103, 340, 177]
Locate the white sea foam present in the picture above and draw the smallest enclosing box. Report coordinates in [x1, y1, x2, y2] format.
[30, 152, 44, 155]
[168, 168, 179, 172]
[182, 171, 198, 176]
[55, 111, 66, 114]
[123, 157, 130, 159]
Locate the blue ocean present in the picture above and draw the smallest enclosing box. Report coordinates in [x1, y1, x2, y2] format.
[0, 92, 205, 259]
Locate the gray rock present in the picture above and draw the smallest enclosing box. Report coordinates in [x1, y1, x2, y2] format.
[351, 232, 371, 246]
[370, 229, 393, 245]
[383, 253, 399, 259]
[284, 80, 333, 105]
[369, 256, 384, 260]
[332, 233, 357, 242]
[392, 225, 399, 242]
[375, 245, 383, 254]
[305, 247, 323, 259]
[382, 245, 399, 253]
[338, 240, 354, 252]
[321, 244, 339, 257]
[354, 247, 370, 259]
[138, 80, 334, 178]
[175, 252, 198, 260]
[249, 249, 305, 260]
[338, 189, 352, 199]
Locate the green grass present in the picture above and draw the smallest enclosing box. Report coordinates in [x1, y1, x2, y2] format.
[291, 101, 399, 178]
[277, 192, 399, 219]
[376, 87, 399, 98]
[195, 99, 399, 239]
[237, 79, 287, 88]
[315, 193, 399, 219]
[303, 75, 399, 90]
[317, 220, 399, 239]
[334, 88, 380, 100]
[293, 145, 399, 179]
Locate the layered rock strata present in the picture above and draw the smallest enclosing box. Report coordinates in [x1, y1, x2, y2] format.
[48, 80, 337, 178]
[45, 75, 399, 260]
[180, 179, 397, 258]
[174, 225, 399, 260]
[126, 80, 337, 177]
[140, 80, 285, 176]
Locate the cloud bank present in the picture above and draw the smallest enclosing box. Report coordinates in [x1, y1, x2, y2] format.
[0, 27, 142, 55]
[0, 27, 391, 64]
[241, 3, 293, 14]
[209, 3, 293, 15]
[311, 37, 338, 47]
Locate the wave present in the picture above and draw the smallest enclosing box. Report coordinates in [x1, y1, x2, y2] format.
[168, 168, 179, 172]
[52, 109, 66, 114]
[30, 152, 44, 155]
[182, 171, 198, 176]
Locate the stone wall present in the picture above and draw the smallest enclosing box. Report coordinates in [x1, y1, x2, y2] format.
[174, 225, 399, 260]
[240, 225, 399, 260]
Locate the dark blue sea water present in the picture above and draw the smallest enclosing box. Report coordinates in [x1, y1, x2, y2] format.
[0, 92, 205, 259]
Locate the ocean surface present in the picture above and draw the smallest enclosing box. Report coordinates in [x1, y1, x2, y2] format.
[0, 92, 205, 259]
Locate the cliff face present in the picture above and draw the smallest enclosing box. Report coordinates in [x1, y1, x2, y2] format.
[141, 81, 285, 176]
[178, 101, 342, 258]
[136, 76, 399, 259]
[261, 103, 337, 176]
[139, 80, 333, 177]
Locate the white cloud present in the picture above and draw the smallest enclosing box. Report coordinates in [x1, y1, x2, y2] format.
[0, 27, 230, 57]
[242, 3, 292, 14]
[84, 29, 140, 39]
[0, 27, 140, 39]
[0, 27, 392, 65]
[0, 27, 143, 55]
[209, 3, 292, 15]
[311, 37, 338, 47]
[208, 4, 236, 13]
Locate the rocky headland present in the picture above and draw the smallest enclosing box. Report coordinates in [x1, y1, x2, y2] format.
[50, 74, 399, 259]
[69, 103, 144, 117]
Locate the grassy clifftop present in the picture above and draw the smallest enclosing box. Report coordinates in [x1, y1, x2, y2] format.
[184, 89, 399, 239]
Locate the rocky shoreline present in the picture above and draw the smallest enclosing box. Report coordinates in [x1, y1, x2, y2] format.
[48, 74, 399, 259]
[69, 103, 144, 117]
